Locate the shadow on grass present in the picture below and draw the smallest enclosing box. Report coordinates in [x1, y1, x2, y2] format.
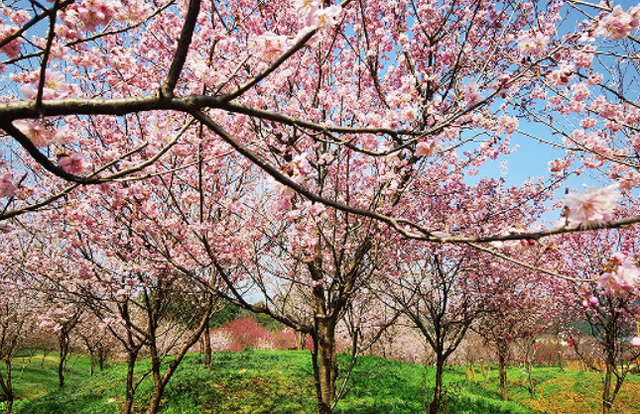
[12, 391, 117, 414]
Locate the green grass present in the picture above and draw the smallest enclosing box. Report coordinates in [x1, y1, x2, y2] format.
[1, 350, 94, 400]
[6, 349, 640, 413]
[7, 350, 544, 414]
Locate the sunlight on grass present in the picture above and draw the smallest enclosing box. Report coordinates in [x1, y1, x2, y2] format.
[5, 351, 640, 414]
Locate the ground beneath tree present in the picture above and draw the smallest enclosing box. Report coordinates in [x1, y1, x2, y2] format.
[515, 375, 640, 414]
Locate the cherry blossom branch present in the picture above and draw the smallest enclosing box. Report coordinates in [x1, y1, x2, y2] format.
[466, 242, 595, 283]
[161, 0, 201, 98]
[106, 118, 196, 180]
[566, 0, 615, 13]
[220, 0, 354, 103]
[35, 0, 61, 108]
[0, 120, 99, 183]
[0, 0, 73, 50]
[219, 30, 318, 103]
[189, 109, 426, 236]
[65, 1, 176, 48]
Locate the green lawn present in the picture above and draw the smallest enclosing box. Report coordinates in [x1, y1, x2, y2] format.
[2, 350, 94, 400]
[3, 350, 639, 414]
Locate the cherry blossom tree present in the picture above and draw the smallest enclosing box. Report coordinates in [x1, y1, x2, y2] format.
[553, 225, 640, 414]
[0, 263, 41, 414]
[8, 205, 220, 414]
[209, 211, 392, 414]
[0, 0, 639, 250]
[0, 287, 39, 414]
[3, 2, 640, 414]
[379, 250, 478, 414]
[472, 256, 560, 402]
[38, 301, 83, 388]
[75, 312, 120, 375]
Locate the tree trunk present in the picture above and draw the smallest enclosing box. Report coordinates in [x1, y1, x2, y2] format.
[58, 335, 69, 388]
[312, 318, 338, 414]
[89, 354, 95, 377]
[123, 352, 138, 414]
[0, 359, 13, 414]
[296, 330, 306, 350]
[145, 354, 166, 414]
[602, 362, 613, 414]
[98, 349, 106, 372]
[429, 355, 446, 414]
[526, 358, 535, 397]
[203, 324, 212, 370]
[144, 294, 214, 414]
[497, 341, 509, 401]
[146, 383, 167, 414]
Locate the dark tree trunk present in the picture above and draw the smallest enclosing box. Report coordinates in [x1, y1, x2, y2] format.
[98, 349, 106, 371]
[429, 354, 446, 414]
[57, 334, 69, 388]
[145, 350, 166, 414]
[497, 341, 509, 401]
[602, 323, 616, 414]
[144, 294, 214, 414]
[0, 359, 13, 414]
[123, 351, 138, 414]
[312, 317, 338, 414]
[203, 324, 212, 370]
[602, 362, 613, 414]
[525, 358, 535, 397]
[89, 354, 95, 377]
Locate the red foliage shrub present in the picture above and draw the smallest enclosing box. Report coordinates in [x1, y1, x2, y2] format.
[272, 327, 296, 350]
[223, 317, 274, 352]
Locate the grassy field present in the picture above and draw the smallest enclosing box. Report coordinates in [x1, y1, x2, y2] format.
[4, 350, 95, 400]
[3, 350, 640, 413]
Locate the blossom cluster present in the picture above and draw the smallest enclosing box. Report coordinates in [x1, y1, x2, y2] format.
[0, 174, 16, 198]
[58, 153, 92, 175]
[563, 184, 618, 228]
[415, 137, 443, 157]
[517, 31, 549, 58]
[294, 0, 342, 29]
[61, 0, 120, 33]
[598, 252, 640, 296]
[19, 71, 73, 101]
[13, 120, 65, 148]
[0, 23, 23, 59]
[594, 5, 640, 41]
[249, 32, 290, 61]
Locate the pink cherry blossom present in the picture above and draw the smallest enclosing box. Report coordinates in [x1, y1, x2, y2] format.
[19, 71, 73, 100]
[58, 153, 92, 175]
[0, 174, 16, 197]
[517, 32, 549, 58]
[595, 5, 640, 41]
[12, 119, 64, 147]
[310, 6, 342, 29]
[564, 184, 618, 228]
[415, 138, 443, 157]
[598, 259, 639, 296]
[497, 116, 518, 135]
[292, 153, 311, 176]
[463, 81, 482, 108]
[294, 0, 319, 27]
[547, 63, 574, 87]
[632, 337, 640, 348]
[249, 32, 290, 61]
[0, 24, 23, 59]
[61, 0, 119, 33]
